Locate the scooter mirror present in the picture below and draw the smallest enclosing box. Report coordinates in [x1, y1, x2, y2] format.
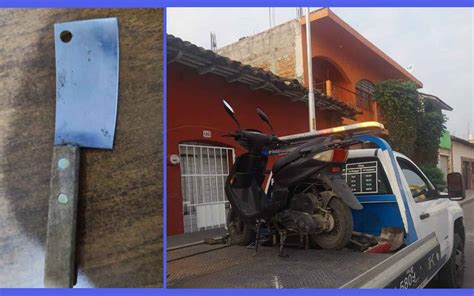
[256, 107, 274, 133]
[223, 99, 235, 114]
[223, 99, 241, 128]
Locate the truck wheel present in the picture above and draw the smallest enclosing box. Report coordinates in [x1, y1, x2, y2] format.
[227, 208, 255, 246]
[311, 197, 353, 250]
[437, 233, 465, 288]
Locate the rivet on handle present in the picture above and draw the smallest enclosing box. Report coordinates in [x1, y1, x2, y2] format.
[57, 193, 69, 205]
[58, 158, 70, 170]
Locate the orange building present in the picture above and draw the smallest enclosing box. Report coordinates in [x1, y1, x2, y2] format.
[217, 8, 423, 124]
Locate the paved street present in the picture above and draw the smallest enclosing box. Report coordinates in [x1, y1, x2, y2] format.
[461, 193, 474, 288]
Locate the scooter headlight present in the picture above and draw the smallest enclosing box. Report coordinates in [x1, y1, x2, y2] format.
[312, 150, 334, 162]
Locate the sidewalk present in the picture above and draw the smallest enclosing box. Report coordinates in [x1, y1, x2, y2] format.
[460, 189, 474, 206]
[167, 227, 226, 249]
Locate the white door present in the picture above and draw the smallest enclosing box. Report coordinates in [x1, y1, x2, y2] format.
[179, 144, 234, 233]
[397, 157, 450, 256]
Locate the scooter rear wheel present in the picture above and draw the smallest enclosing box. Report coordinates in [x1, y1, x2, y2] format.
[227, 208, 255, 246]
[310, 197, 353, 250]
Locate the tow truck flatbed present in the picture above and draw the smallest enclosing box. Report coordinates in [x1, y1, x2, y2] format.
[167, 233, 442, 288]
[168, 244, 390, 288]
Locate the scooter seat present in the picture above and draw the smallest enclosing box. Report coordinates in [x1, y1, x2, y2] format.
[272, 152, 300, 175]
[272, 137, 327, 175]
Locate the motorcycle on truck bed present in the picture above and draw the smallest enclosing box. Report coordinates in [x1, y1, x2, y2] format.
[222, 99, 363, 254]
[166, 100, 466, 288]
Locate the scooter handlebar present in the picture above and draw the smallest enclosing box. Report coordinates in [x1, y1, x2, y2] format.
[274, 137, 290, 146]
[223, 130, 289, 151]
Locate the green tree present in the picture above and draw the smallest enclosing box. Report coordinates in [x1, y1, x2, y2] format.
[374, 80, 421, 159]
[420, 164, 446, 189]
[374, 80, 446, 167]
[414, 100, 446, 166]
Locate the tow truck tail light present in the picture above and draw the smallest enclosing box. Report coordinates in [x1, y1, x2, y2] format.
[312, 148, 348, 163]
[332, 148, 348, 163]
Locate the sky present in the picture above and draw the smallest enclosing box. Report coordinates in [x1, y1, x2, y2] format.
[167, 8, 474, 139]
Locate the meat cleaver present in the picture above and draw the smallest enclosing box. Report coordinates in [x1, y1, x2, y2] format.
[44, 18, 119, 288]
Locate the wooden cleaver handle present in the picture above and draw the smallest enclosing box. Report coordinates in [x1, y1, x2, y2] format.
[44, 145, 80, 288]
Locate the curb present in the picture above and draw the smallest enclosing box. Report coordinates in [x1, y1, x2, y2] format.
[460, 197, 474, 206]
[167, 235, 227, 252]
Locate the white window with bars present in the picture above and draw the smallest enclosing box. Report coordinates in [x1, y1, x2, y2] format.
[179, 143, 235, 233]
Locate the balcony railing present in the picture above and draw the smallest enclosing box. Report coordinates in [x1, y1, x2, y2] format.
[314, 80, 379, 118]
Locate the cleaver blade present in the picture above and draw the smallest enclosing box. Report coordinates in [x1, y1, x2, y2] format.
[54, 17, 119, 149]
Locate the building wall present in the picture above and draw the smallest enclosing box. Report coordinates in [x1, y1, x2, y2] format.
[217, 20, 304, 82]
[452, 141, 474, 172]
[301, 26, 395, 123]
[451, 140, 474, 189]
[217, 18, 395, 123]
[167, 62, 343, 235]
[438, 147, 451, 182]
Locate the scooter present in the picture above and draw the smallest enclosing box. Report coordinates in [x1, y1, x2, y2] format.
[222, 100, 363, 255]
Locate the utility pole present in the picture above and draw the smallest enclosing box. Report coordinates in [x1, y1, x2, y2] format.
[305, 7, 316, 131]
[268, 8, 272, 28]
[296, 7, 303, 18]
[268, 8, 276, 28]
[210, 32, 217, 52]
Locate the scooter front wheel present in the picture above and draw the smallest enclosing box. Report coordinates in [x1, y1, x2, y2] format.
[310, 197, 353, 250]
[227, 208, 255, 246]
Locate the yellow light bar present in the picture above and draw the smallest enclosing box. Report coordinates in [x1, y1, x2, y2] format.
[313, 121, 385, 137]
[280, 121, 385, 141]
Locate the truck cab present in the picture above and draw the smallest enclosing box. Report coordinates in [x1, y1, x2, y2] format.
[343, 134, 465, 288]
[347, 148, 464, 251]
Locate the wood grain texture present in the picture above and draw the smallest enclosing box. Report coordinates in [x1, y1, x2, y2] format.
[44, 146, 80, 288]
[0, 9, 163, 287]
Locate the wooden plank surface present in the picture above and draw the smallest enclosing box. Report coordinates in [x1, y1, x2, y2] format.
[0, 9, 163, 287]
